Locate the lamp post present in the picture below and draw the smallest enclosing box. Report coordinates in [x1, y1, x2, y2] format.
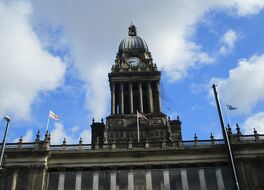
[212, 84, 240, 190]
[0, 116, 11, 170]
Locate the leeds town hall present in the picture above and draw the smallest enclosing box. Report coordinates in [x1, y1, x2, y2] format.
[1, 24, 264, 190]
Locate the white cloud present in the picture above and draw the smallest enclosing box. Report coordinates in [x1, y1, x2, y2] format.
[71, 125, 80, 133]
[212, 54, 264, 113]
[243, 112, 264, 134]
[84, 63, 110, 120]
[50, 122, 91, 144]
[231, 0, 264, 16]
[13, 129, 33, 143]
[0, 1, 66, 120]
[219, 29, 238, 55]
[80, 129, 92, 144]
[50, 122, 72, 144]
[21, 0, 264, 120]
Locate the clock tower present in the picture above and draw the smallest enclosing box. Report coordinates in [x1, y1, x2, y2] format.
[92, 23, 182, 146]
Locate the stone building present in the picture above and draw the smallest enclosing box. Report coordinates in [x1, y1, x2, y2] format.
[1, 23, 264, 190]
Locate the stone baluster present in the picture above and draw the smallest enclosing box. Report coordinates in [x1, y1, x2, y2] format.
[254, 128, 259, 141]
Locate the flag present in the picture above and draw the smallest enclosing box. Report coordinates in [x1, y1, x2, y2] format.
[226, 104, 237, 110]
[137, 111, 148, 120]
[49, 110, 59, 120]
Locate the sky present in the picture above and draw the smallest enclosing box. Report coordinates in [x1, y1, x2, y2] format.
[1, 0, 264, 144]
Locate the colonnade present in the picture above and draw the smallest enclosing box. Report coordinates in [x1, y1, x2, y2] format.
[53, 168, 226, 190]
[111, 81, 161, 114]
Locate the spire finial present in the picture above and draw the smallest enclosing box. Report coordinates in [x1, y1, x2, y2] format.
[128, 21, 137, 36]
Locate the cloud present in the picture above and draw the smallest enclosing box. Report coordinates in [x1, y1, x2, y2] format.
[13, 129, 33, 143]
[219, 29, 238, 55]
[230, 0, 264, 16]
[211, 54, 264, 113]
[243, 112, 264, 134]
[0, 1, 66, 120]
[71, 125, 80, 133]
[84, 63, 110, 120]
[80, 129, 92, 144]
[50, 122, 72, 144]
[21, 0, 264, 120]
[50, 122, 91, 144]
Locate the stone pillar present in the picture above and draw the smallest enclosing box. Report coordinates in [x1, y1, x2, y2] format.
[27, 168, 37, 190]
[58, 172, 65, 190]
[156, 82, 161, 112]
[11, 169, 18, 190]
[111, 83, 116, 114]
[198, 169, 207, 190]
[146, 170, 153, 190]
[147, 81, 154, 113]
[129, 82, 134, 114]
[128, 170, 134, 190]
[181, 169, 189, 190]
[138, 82, 143, 113]
[35, 167, 48, 190]
[93, 172, 99, 190]
[75, 172, 82, 190]
[163, 170, 170, 190]
[110, 171, 117, 190]
[120, 82, 124, 114]
[215, 168, 225, 190]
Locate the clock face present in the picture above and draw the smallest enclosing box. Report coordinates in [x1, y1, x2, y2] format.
[127, 57, 140, 66]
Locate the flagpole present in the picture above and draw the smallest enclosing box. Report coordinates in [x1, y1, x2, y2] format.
[225, 104, 232, 126]
[212, 84, 240, 190]
[45, 112, 50, 132]
[137, 110, 140, 143]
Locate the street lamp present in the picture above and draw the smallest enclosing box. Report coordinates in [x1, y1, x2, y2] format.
[0, 116, 11, 170]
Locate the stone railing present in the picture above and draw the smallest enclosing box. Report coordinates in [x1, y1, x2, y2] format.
[2, 133, 264, 152]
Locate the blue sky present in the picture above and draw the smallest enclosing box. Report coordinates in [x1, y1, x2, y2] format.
[1, 0, 264, 144]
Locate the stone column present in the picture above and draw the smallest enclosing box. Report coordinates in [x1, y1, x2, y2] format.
[129, 82, 134, 114]
[111, 83, 116, 114]
[93, 172, 99, 190]
[75, 172, 82, 190]
[146, 170, 153, 190]
[110, 171, 117, 190]
[58, 172, 65, 190]
[147, 81, 154, 113]
[120, 82, 124, 114]
[11, 169, 18, 190]
[198, 169, 207, 190]
[128, 170, 134, 190]
[163, 170, 170, 190]
[215, 168, 225, 190]
[138, 82, 143, 113]
[35, 166, 48, 190]
[156, 82, 161, 112]
[181, 169, 189, 190]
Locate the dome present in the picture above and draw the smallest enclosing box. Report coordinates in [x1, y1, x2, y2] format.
[118, 23, 149, 53]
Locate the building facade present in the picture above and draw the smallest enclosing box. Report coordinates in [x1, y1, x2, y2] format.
[1, 23, 264, 190]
